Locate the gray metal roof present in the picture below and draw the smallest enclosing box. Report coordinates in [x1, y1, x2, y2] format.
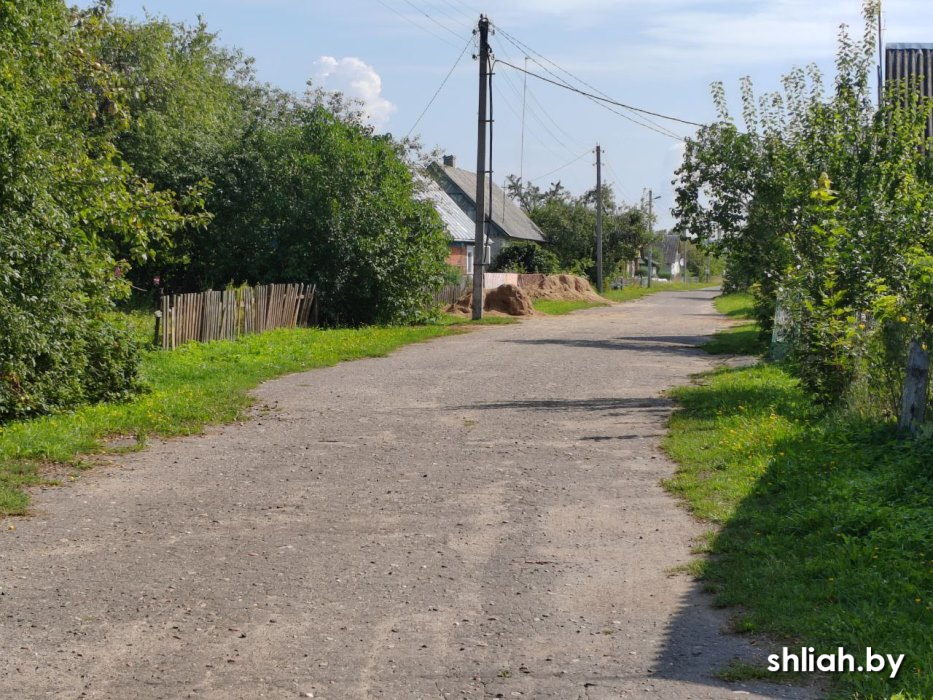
[433, 164, 546, 243]
[413, 176, 476, 243]
[887, 43, 933, 50]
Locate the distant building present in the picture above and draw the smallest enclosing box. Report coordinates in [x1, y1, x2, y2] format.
[885, 43, 933, 137]
[413, 175, 476, 274]
[428, 155, 546, 264]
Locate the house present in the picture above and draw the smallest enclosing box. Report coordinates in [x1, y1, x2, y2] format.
[414, 175, 477, 274]
[660, 234, 685, 279]
[428, 156, 546, 263]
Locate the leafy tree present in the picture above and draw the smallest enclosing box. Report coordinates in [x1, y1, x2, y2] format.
[507, 177, 651, 282]
[197, 97, 450, 325]
[490, 241, 560, 273]
[673, 0, 933, 411]
[0, 0, 205, 421]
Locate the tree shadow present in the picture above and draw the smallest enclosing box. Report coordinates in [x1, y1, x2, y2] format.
[500, 336, 710, 356]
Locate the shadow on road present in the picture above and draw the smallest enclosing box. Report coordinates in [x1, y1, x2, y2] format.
[500, 336, 710, 356]
[651, 578, 814, 699]
[455, 396, 672, 413]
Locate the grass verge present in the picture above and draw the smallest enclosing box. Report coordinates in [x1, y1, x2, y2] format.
[0, 324, 454, 516]
[601, 279, 717, 304]
[703, 292, 767, 356]
[433, 313, 519, 326]
[664, 363, 933, 699]
[532, 299, 609, 315]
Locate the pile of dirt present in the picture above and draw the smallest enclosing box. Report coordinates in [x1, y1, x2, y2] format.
[446, 275, 604, 317]
[523, 274, 605, 303]
[446, 284, 535, 317]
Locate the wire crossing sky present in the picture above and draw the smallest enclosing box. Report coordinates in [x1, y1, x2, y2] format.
[81, 0, 933, 228]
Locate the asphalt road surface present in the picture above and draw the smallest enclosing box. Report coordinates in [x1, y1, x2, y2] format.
[0, 289, 815, 699]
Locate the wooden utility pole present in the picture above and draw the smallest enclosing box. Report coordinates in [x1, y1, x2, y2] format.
[595, 144, 603, 293]
[472, 15, 491, 320]
[647, 188, 654, 289]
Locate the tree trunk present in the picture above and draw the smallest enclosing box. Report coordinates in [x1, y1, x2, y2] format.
[898, 340, 930, 435]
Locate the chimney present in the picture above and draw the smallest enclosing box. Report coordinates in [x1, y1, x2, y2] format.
[443, 155, 457, 168]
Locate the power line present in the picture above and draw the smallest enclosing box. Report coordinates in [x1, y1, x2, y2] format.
[527, 149, 592, 183]
[373, 0, 462, 49]
[493, 24, 701, 129]
[492, 32, 684, 139]
[495, 58, 702, 129]
[399, 0, 465, 42]
[407, 34, 475, 137]
[496, 28, 688, 139]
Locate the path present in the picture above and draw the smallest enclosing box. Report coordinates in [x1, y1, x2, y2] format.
[0, 290, 812, 699]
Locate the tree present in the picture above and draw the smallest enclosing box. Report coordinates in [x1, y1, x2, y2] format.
[0, 0, 205, 421]
[490, 241, 560, 274]
[673, 0, 933, 412]
[507, 177, 651, 282]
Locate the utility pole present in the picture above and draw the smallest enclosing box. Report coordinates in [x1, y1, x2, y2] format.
[877, 1, 884, 106]
[682, 238, 688, 284]
[647, 188, 654, 289]
[519, 56, 528, 194]
[595, 144, 603, 293]
[472, 15, 491, 320]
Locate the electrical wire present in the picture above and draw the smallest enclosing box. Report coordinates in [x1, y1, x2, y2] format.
[492, 32, 683, 139]
[493, 25, 701, 128]
[407, 34, 475, 137]
[373, 0, 462, 49]
[495, 58, 700, 129]
[399, 0, 465, 43]
[527, 149, 592, 183]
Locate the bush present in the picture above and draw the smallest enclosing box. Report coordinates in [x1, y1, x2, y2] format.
[491, 242, 560, 274]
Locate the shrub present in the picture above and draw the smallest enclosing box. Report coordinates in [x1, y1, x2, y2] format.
[491, 242, 560, 274]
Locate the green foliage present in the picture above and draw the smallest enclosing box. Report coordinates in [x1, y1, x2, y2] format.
[0, 0, 204, 422]
[665, 364, 932, 699]
[200, 102, 449, 325]
[673, 0, 933, 409]
[490, 241, 559, 274]
[0, 322, 455, 514]
[532, 299, 607, 315]
[506, 177, 650, 283]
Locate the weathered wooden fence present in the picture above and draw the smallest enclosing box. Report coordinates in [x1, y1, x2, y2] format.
[159, 283, 316, 350]
[433, 280, 469, 307]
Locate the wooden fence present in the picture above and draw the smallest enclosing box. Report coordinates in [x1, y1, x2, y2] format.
[159, 283, 316, 350]
[433, 280, 469, 307]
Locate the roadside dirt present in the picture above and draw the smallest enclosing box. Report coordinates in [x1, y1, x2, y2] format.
[0, 290, 815, 699]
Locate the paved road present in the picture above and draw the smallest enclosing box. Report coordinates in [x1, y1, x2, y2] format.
[0, 290, 813, 699]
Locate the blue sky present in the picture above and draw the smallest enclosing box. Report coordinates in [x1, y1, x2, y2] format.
[80, 0, 933, 226]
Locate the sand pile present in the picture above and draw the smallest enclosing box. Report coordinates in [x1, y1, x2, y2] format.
[446, 284, 535, 317]
[446, 275, 604, 317]
[523, 274, 604, 303]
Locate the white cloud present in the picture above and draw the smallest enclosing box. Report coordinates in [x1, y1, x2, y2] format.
[313, 56, 396, 129]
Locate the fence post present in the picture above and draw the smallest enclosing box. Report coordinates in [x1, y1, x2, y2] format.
[899, 340, 930, 435]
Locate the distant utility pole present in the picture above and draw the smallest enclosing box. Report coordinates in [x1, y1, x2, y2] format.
[877, 1, 884, 106]
[647, 188, 655, 289]
[682, 238, 688, 284]
[519, 56, 528, 193]
[595, 144, 603, 293]
[472, 15, 491, 321]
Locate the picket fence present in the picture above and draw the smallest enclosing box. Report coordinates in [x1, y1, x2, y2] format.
[159, 283, 316, 350]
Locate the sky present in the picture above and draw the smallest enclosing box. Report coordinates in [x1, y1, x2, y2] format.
[78, 0, 933, 227]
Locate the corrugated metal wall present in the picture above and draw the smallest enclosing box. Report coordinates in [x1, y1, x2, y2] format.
[885, 43, 933, 138]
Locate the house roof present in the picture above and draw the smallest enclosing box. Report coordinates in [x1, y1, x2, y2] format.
[431, 163, 545, 243]
[660, 234, 683, 265]
[413, 176, 476, 243]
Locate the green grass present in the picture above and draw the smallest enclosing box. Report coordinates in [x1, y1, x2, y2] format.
[601, 278, 717, 304]
[532, 298, 609, 315]
[664, 364, 933, 699]
[432, 313, 519, 326]
[703, 292, 768, 356]
[0, 324, 454, 515]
